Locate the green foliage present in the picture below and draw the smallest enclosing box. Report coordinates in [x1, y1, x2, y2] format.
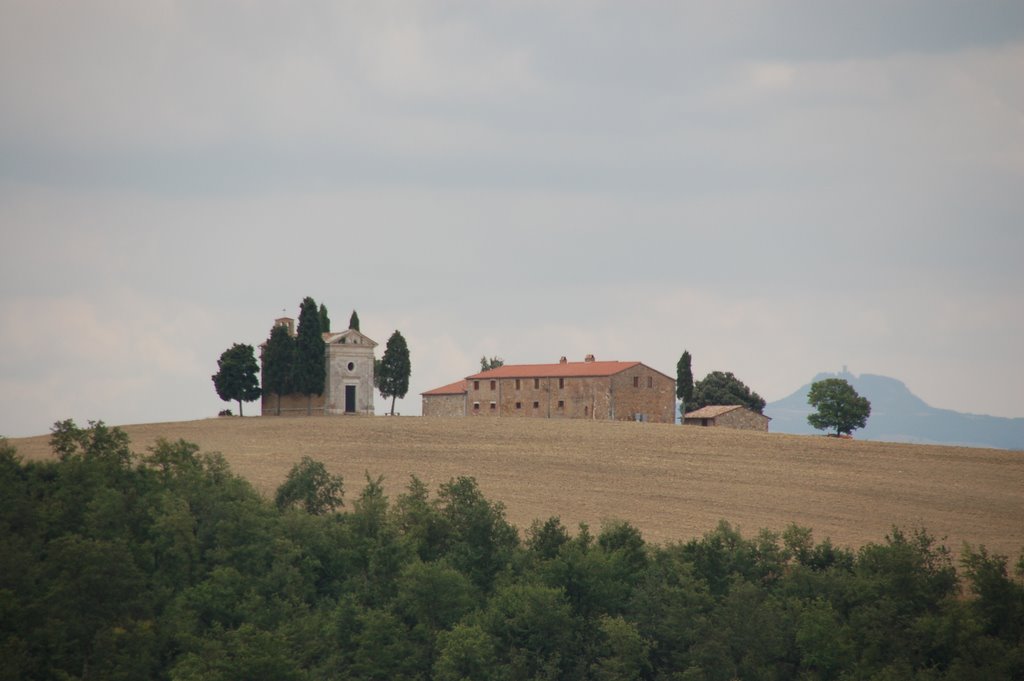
[437, 476, 519, 593]
[3, 423, 1022, 681]
[691, 370, 766, 414]
[318, 302, 331, 333]
[960, 544, 1024, 642]
[262, 323, 295, 415]
[212, 343, 261, 416]
[807, 377, 872, 436]
[676, 350, 694, 408]
[349, 309, 360, 331]
[527, 516, 571, 560]
[480, 355, 504, 372]
[50, 418, 134, 467]
[378, 329, 411, 415]
[274, 456, 344, 515]
[293, 296, 325, 414]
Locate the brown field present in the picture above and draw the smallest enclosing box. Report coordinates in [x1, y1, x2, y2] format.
[10, 416, 1024, 557]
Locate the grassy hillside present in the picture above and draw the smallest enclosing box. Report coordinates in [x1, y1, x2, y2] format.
[11, 416, 1024, 555]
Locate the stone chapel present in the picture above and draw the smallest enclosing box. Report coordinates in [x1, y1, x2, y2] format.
[260, 316, 377, 416]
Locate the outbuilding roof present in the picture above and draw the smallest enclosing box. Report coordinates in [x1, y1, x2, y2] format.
[684, 405, 771, 419]
[421, 380, 469, 396]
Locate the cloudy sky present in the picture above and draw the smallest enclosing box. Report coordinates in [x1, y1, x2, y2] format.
[2, 1, 1022, 438]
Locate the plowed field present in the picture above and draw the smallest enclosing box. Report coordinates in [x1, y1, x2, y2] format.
[11, 416, 1024, 556]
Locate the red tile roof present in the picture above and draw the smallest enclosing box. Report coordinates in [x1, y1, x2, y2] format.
[466, 361, 641, 380]
[421, 379, 469, 396]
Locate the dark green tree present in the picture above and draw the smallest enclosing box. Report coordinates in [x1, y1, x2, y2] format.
[349, 310, 360, 331]
[274, 457, 344, 515]
[262, 324, 295, 416]
[691, 371, 766, 414]
[211, 344, 261, 417]
[294, 297, 325, 415]
[319, 303, 331, 333]
[378, 330, 411, 416]
[676, 351, 694, 412]
[807, 378, 871, 436]
[480, 356, 504, 372]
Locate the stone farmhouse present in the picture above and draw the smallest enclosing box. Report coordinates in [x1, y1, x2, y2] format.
[260, 317, 377, 416]
[422, 355, 676, 423]
[682, 405, 770, 431]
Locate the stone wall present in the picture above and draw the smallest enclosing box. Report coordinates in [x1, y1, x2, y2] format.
[715, 407, 770, 431]
[422, 393, 466, 417]
[608, 365, 676, 424]
[261, 391, 327, 416]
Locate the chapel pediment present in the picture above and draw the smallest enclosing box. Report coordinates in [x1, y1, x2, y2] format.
[325, 328, 378, 348]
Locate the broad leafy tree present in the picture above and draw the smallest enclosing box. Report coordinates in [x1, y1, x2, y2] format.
[262, 324, 295, 415]
[294, 297, 325, 415]
[691, 371, 766, 414]
[378, 330, 411, 416]
[676, 351, 694, 412]
[480, 356, 504, 372]
[349, 309, 360, 331]
[274, 457, 344, 514]
[212, 343, 261, 416]
[807, 378, 871, 436]
[319, 303, 331, 333]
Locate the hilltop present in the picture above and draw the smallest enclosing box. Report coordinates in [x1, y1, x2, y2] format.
[767, 371, 1024, 450]
[11, 416, 1023, 557]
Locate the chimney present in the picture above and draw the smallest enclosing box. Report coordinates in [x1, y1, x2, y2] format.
[559, 356, 567, 364]
[584, 354, 595, 362]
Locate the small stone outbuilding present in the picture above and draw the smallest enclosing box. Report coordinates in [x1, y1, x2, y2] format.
[683, 405, 770, 432]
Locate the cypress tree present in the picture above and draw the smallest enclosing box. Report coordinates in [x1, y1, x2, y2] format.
[378, 330, 411, 416]
[262, 323, 295, 415]
[294, 296, 325, 415]
[677, 351, 694, 413]
[319, 303, 331, 333]
[349, 310, 360, 331]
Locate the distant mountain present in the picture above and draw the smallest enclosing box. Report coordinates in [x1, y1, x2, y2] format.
[767, 371, 1024, 450]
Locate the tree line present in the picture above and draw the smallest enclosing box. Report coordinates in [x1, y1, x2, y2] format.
[2, 420, 1021, 680]
[212, 298, 411, 416]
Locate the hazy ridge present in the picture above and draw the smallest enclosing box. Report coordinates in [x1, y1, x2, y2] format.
[767, 371, 1024, 450]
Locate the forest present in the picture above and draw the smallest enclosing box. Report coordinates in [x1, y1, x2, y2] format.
[1, 420, 1022, 681]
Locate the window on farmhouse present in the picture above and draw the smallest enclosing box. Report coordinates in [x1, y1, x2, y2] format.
[647, 376, 653, 388]
[534, 378, 540, 389]
[533, 401, 539, 409]
[473, 402, 480, 411]
[633, 376, 639, 388]
[490, 380, 496, 390]
[490, 402, 496, 411]
[474, 381, 479, 391]
[557, 400, 564, 410]
[516, 401, 521, 409]
[515, 379, 521, 390]
[559, 378, 564, 389]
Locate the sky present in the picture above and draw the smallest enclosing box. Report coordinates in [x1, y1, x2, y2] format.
[2, 1, 1023, 438]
